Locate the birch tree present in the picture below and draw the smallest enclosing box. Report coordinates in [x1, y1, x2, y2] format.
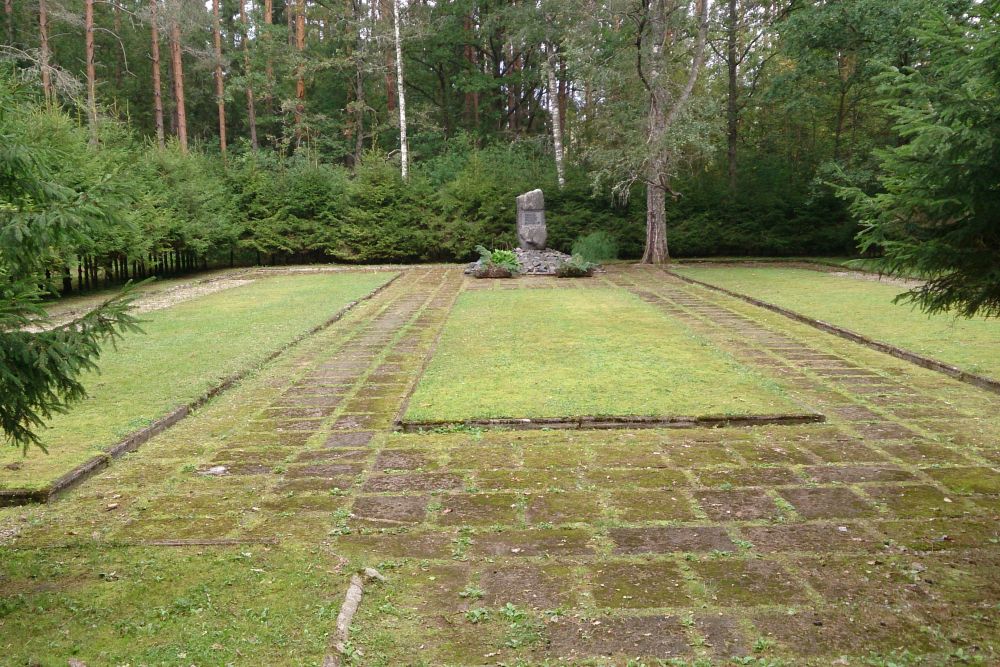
[393, 0, 407, 179]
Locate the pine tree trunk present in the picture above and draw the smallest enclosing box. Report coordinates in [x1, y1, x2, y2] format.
[381, 0, 396, 113]
[38, 0, 52, 103]
[393, 0, 408, 179]
[85, 0, 98, 145]
[4, 0, 13, 46]
[294, 0, 305, 139]
[639, 0, 708, 265]
[168, 14, 188, 152]
[263, 0, 274, 113]
[462, 15, 479, 128]
[113, 2, 123, 88]
[212, 0, 227, 155]
[150, 0, 166, 148]
[544, 46, 565, 189]
[726, 0, 738, 192]
[240, 0, 258, 149]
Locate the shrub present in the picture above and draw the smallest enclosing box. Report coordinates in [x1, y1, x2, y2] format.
[555, 254, 597, 278]
[572, 231, 619, 263]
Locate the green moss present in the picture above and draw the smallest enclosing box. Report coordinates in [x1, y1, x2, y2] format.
[0, 544, 344, 663]
[674, 266, 1000, 379]
[1, 272, 395, 490]
[405, 288, 798, 421]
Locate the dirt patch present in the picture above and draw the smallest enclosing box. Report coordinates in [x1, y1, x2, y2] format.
[526, 492, 603, 524]
[610, 526, 735, 555]
[610, 490, 696, 522]
[586, 468, 688, 488]
[437, 493, 520, 527]
[741, 522, 879, 553]
[31, 276, 256, 331]
[351, 495, 428, 525]
[591, 560, 692, 608]
[752, 606, 939, 658]
[374, 450, 436, 471]
[472, 528, 594, 557]
[803, 465, 915, 484]
[697, 614, 750, 658]
[323, 432, 375, 448]
[778, 487, 876, 519]
[546, 615, 691, 660]
[362, 472, 464, 493]
[867, 484, 972, 518]
[478, 563, 578, 609]
[333, 529, 454, 559]
[697, 466, 801, 487]
[695, 489, 781, 521]
[285, 463, 363, 479]
[691, 558, 809, 605]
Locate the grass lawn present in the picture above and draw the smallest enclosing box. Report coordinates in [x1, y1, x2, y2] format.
[0, 543, 343, 664]
[404, 288, 797, 421]
[0, 272, 394, 490]
[674, 265, 1000, 379]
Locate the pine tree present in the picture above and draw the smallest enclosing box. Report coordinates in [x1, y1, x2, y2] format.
[847, 2, 1000, 317]
[0, 81, 141, 450]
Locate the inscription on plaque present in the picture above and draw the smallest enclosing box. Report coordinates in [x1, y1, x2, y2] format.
[522, 210, 544, 227]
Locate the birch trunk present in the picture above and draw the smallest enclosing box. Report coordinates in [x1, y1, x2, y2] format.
[150, 0, 165, 148]
[726, 0, 738, 191]
[544, 47, 565, 189]
[393, 0, 408, 180]
[212, 0, 227, 155]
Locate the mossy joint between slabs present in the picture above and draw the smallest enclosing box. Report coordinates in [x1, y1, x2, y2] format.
[396, 412, 825, 433]
[0, 272, 402, 509]
[668, 269, 1000, 395]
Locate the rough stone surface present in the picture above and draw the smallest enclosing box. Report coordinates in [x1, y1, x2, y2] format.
[516, 189, 546, 249]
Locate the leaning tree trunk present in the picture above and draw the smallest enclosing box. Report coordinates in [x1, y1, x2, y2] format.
[38, 0, 52, 103]
[150, 0, 166, 148]
[85, 0, 98, 145]
[212, 0, 227, 155]
[393, 0, 408, 180]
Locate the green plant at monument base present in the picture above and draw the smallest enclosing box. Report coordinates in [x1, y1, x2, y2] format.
[555, 255, 598, 278]
[572, 231, 619, 263]
[473, 245, 521, 278]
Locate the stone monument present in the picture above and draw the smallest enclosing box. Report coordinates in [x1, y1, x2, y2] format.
[516, 189, 547, 250]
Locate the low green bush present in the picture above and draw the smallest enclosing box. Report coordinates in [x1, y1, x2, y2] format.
[572, 231, 619, 263]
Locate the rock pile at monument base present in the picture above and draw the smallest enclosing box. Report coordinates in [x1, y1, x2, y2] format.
[465, 247, 573, 275]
